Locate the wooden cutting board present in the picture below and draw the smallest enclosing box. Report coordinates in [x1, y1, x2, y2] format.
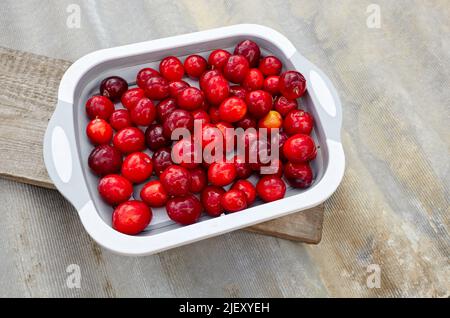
[0, 47, 323, 244]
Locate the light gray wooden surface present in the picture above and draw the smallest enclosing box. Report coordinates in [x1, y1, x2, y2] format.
[0, 0, 449, 297]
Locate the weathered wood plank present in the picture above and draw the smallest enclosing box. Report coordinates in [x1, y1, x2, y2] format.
[0, 46, 324, 244]
[0, 48, 70, 189]
[246, 205, 323, 243]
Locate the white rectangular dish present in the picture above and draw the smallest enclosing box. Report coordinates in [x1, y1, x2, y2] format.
[43, 24, 345, 256]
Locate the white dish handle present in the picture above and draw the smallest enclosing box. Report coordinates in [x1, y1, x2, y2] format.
[43, 101, 90, 211]
[290, 51, 343, 142]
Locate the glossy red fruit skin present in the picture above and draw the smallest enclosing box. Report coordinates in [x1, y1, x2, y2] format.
[100, 76, 128, 101]
[192, 109, 210, 125]
[274, 131, 289, 162]
[236, 115, 256, 130]
[112, 200, 152, 235]
[283, 109, 314, 135]
[171, 138, 200, 169]
[242, 68, 264, 91]
[160, 165, 191, 197]
[162, 109, 194, 139]
[113, 127, 146, 154]
[248, 137, 271, 171]
[166, 195, 202, 225]
[88, 145, 123, 176]
[121, 152, 153, 183]
[130, 98, 156, 126]
[156, 98, 177, 122]
[152, 148, 173, 176]
[277, 131, 289, 149]
[201, 123, 220, 150]
[136, 67, 160, 89]
[229, 85, 247, 100]
[246, 90, 273, 118]
[140, 180, 168, 207]
[85, 95, 115, 120]
[208, 162, 237, 186]
[145, 124, 169, 151]
[274, 96, 298, 117]
[184, 55, 208, 78]
[235, 129, 258, 160]
[199, 100, 210, 111]
[110, 109, 132, 131]
[145, 76, 170, 100]
[208, 49, 231, 71]
[168, 80, 190, 98]
[273, 159, 285, 177]
[177, 87, 204, 111]
[208, 106, 221, 124]
[263, 76, 280, 96]
[259, 56, 282, 76]
[233, 155, 253, 179]
[160, 56, 184, 81]
[200, 69, 222, 91]
[282, 134, 317, 163]
[284, 162, 313, 188]
[98, 174, 133, 206]
[86, 118, 113, 145]
[201, 186, 225, 217]
[221, 189, 247, 213]
[202, 153, 225, 170]
[256, 176, 286, 202]
[188, 167, 207, 193]
[223, 55, 250, 84]
[121, 88, 145, 110]
[204, 75, 230, 105]
[219, 97, 247, 123]
[216, 121, 235, 152]
[234, 40, 261, 67]
[259, 158, 283, 177]
[279, 71, 307, 99]
[231, 179, 256, 205]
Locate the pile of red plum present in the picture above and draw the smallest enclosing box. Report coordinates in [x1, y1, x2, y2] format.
[85, 39, 317, 235]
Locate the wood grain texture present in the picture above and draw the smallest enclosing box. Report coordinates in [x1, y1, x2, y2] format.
[246, 205, 323, 243]
[0, 48, 69, 189]
[0, 0, 449, 298]
[0, 46, 324, 244]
